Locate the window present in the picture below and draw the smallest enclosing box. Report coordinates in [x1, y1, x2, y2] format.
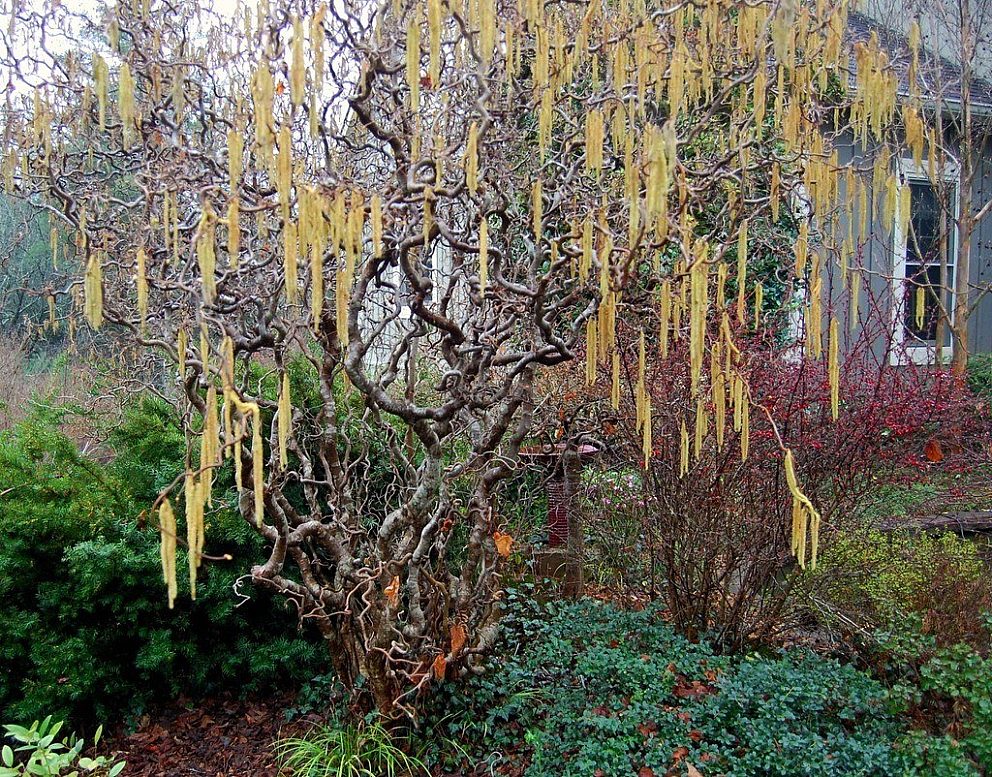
[892, 161, 958, 364]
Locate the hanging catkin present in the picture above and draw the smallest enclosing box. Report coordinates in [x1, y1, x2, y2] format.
[407, 13, 421, 112]
[228, 130, 243, 189]
[479, 216, 488, 294]
[679, 420, 689, 476]
[278, 371, 291, 468]
[465, 122, 479, 194]
[784, 448, 821, 569]
[736, 220, 747, 324]
[159, 498, 177, 609]
[427, 0, 442, 83]
[479, 0, 496, 63]
[118, 61, 136, 148]
[371, 194, 383, 257]
[227, 197, 240, 267]
[251, 404, 264, 527]
[185, 472, 204, 600]
[84, 253, 103, 329]
[290, 14, 305, 108]
[136, 248, 148, 333]
[201, 384, 219, 507]
[93, 54, 108, 130]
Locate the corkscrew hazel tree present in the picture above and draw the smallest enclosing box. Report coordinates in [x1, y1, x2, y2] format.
[3, 0, 905, 715]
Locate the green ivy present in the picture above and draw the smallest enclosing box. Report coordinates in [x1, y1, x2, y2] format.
[419, 596, 979, 776]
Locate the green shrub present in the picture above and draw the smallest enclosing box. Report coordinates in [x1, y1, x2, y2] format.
[966, 353, 992, 400]
[0, 398, 322, 727]
[813, 530, 991, 648]
[420, 596, 977, 776]
[918, 638, 992, 771]
[0, 717, 124, 777]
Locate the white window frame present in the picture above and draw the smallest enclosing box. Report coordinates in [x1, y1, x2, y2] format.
[890, 158, 960, 366]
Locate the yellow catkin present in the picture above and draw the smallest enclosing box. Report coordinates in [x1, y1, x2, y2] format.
[915, 283, 926, 331]
[580, 216, 592, 283]
[371, 194, 383, 257]
[694, 397, 706, 459]
[159, 498, 177, 609]
[185, 473, 204, 600]
[479, 0, 496, 63]
[754, 282, 763, 329]
[196, 207, 217, 304]
[290, 14, 305, 108]
[277, 126, 292, 220]
[406, 14, 421, 112]
[784, 449, 822, 569]
[465, 122, 479, 195]
[427, 0, 442, 83]
[84, 253, 103, 329]
[736, 220, 747, 324]
[679, 420, 690, 476]
[227, 198, 240, 267]
[118, 62, 136, 148]
[136, 248, 148, 333]
[228, 130, 243, 189]
[828, 317, 840, 420]
[251, 404, 264, 527]
[93, 54, 108, 130]
[278, 371, 291, 468]
[479, 216, 488, 294]
[201, 384, 219, 507]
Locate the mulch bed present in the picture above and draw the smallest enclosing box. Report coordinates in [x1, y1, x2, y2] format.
[108, 693, 321, 777]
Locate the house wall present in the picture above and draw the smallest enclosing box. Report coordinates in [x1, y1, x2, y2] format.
[832, 130, 992, 361]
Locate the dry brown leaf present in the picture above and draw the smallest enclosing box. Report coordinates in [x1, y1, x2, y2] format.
[384, 575, 400, 605]
[432, 653, 446, 681]
[494, 531, 513, 558]
[450, 623, 467, 655]
[924, 438, 944, 462]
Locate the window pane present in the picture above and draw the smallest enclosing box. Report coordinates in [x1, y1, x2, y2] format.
[902, 180, 953, 344]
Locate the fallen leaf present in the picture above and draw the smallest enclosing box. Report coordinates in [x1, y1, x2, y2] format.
[687, 764, 704, 777]
[924, 438, 944, 462]
[432, 653, 446, 681]
[637, 768, 655, 777]
[494, 531, 513, 558]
